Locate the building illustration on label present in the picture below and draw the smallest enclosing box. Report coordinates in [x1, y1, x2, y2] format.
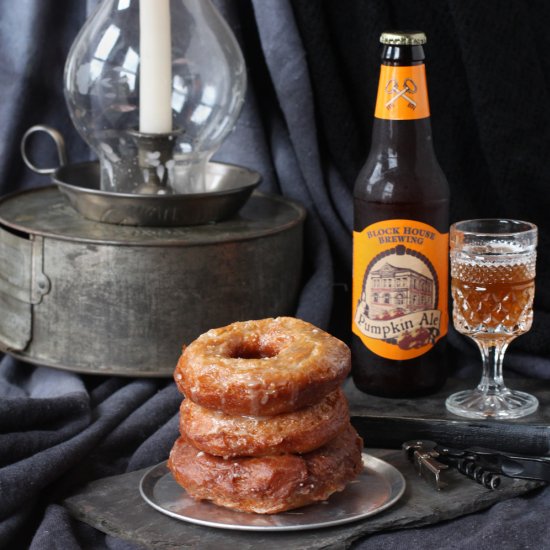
[369, 262, 434, 318]
[355, 245, 441, 351]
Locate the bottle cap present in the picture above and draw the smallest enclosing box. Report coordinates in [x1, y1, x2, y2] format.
[380, 31, 427, 46]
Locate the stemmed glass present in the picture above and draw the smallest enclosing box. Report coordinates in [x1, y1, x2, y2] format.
[446, 219, 538, 419]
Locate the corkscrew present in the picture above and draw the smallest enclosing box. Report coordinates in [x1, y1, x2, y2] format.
[402, 440, 550, 491]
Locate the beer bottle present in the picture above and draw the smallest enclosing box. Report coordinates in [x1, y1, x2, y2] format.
[351, 31, 450, 397]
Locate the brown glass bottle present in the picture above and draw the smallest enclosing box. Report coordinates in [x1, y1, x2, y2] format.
[351, 31, 450, 397]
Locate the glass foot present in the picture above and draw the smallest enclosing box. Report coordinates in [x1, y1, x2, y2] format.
[445, 388, 539, 419]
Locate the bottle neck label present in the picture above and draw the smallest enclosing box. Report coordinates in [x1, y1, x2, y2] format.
[374, 65, 430, 120]
[352, 219, 448, 360]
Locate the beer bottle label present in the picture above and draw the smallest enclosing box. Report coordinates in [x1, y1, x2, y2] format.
[352, 220, 448, 360]
[374, 65, 430, 120]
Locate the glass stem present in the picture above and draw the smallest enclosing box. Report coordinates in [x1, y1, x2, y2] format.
[475, 339, 509, 395]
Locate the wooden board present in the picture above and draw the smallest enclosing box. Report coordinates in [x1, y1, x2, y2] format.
[347, 378, 550, 456]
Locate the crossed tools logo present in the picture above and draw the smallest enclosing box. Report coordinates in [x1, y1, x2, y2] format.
[385, 78, 417, 110]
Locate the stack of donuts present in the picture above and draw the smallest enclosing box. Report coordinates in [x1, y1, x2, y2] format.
[168, 317, 364, 514]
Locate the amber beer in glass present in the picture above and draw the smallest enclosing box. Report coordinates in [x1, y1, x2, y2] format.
[446, 219, 538, 419]
[352, 31, 450, 397]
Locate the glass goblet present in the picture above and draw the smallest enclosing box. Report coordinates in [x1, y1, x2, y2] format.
[446, 219, 538, 419]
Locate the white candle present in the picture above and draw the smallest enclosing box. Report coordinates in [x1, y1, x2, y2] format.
[139, 0, 173, 134]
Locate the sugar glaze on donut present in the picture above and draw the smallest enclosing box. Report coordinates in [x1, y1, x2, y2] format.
[180, 388, 349, 457]
[174, 317, 351, 416]
[168, 423, 364, 514]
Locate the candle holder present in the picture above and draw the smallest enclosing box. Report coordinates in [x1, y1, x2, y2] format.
[21, 125, 260, 226]
[63, 0, 247, 197]
[127, 129, 181, 194]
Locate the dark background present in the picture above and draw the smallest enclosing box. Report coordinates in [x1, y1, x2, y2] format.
[0, 0, 549, 548]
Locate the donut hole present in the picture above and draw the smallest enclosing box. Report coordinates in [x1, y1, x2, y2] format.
[229, 340, 280, 360]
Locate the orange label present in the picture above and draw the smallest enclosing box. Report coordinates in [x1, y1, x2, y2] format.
[352, 220, 448, 360]
[374, 65, 430, 120]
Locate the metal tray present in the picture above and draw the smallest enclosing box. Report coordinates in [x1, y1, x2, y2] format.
[139, 454, 405, 531]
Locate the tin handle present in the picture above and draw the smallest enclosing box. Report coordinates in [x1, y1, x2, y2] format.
[21, 125, 68, 175]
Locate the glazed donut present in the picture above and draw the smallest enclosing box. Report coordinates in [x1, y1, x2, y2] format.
[174, 317, 351, 416]
[168, 423, 364, 514]
[179, 388, 349, 458]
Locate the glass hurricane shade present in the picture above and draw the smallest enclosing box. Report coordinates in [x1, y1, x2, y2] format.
[64, 0, 247, 194]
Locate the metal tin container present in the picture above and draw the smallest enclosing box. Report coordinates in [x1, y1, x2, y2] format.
[0, 186, 305, 377]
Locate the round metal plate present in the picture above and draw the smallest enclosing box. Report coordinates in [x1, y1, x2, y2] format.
[0, 187, 305, 246]
[139, 454, 405, 531]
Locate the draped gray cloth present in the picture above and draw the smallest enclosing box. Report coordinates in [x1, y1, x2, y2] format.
[1, 0, 549, 548]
